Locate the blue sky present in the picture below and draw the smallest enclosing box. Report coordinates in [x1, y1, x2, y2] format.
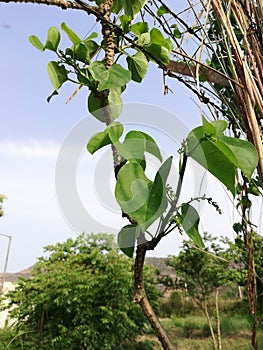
[0, 3, 262, 272]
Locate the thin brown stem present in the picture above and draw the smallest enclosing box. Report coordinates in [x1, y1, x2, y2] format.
[134, 238, 176, 350]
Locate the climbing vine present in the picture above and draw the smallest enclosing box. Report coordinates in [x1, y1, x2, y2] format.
[1, 0, 261, 349]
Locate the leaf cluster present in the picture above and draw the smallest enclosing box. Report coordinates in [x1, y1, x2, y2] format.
[1, 233, 159, 350]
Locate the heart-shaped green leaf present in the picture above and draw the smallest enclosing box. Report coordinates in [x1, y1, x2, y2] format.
[74, 43, 90, 63]
[180, 203, 204, 247]
[115, 130, 162, 163]
[143, 28, 172, 65]
[202, 115, 216, 136]
[45, 26, 60, 52]
[47, 61, 67, 91]
[108, 122, 124, 143]
[87, 88, 123, 122]
[99, 64, 131, 91]
[131, 22, 149, 35]
[115, 157, 172, 231]
[186, 118, 258, 196]
[157, 5, 169, 16]
[127, 51, 149, 83]
[115, 162, 151, 216]
[123, 0, 147, 19]
[118, 225, 138, 258]
[87, 122, 124, 154]
[87, 130, 111, 155]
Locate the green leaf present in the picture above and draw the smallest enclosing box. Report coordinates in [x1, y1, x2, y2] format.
[141, 132, 163, 162]
[115, 162, 151, 220]
[187, 126, 236, 195]
[145, 157, 172, 228]
[131, 22, 149, 35]
[123, 0, 147, 19]
[47, 61, 68, 91]
[45, 26, 60, 52]
[87, 129, 111, 155]
[202, 116, 216, 136]
[180, 204, 204, 247]
[87, 89, 123, 122]
[28, 35, 45, 51]
[84, 32, 98, 41]
[112, 0, 123, 14]
[84, 40, 99, 59]
[87, 122, 124, 154]
[61, 22, 81, 45]
[137, 32, 151, 46]
[47, 90, 59, 103]
[77, 68, 93, 86]
[87, 92, 104, 122]
[157, 5, 169, 16]
[98, 64, 131, 91]
[127, 51, 149, 83]
[119, 15, 132, 34]
[88, 61, 107, 81]
[146, 43, 170, 65]
[150, 28, 170, 47]
[216, 136, 258, 179]
[115, 157, 172, 231]
[108, 88, 123, 119]
[117, 131, 146, 160]
[143, 28, 172, 65]
[171, 24, 181, 38]
[212, 120, 228, 134]
[74, 43, 90, 63]
[115, 130, 162, 162]
[108, 121, 124, 143]
[233, 222, 242, 234]
[117, 225, 137, 258]
[186, 122, 258, 195]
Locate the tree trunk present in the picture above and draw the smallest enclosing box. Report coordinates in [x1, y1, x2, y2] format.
[203, 299, 217, 349]
[134, 238, 176, 350]
[215, 288, 222, 350]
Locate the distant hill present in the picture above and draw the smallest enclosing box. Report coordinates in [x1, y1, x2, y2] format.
[0, 266, 34, 282]
[145, 257, 175, 276]
[1, 258, 174, 283]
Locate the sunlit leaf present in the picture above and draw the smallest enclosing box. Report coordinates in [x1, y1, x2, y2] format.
[157, 5, 169, 16]
[115, 157, 172, 231]
[127, 51, 149, 83]
[61, 22, 81, 45]
[123, 0, 147, 19]
[45, 26, 60, 52]
[131, 22, 149, 35]
[118, 225, 138, 258]
[47, 61, 67, 90]
[186, 118, 258, 195]
[29, 35, 45, 51]
[180, 204, 204, 247]
[97, 64, 131, 91]
[87, 130, 111, 154]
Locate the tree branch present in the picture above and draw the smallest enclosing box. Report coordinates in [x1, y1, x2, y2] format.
[134, 238, 176, 350]
[0, 0, 93, 10]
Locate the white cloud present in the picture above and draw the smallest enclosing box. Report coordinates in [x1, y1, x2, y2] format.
[0, 139, 59, 158]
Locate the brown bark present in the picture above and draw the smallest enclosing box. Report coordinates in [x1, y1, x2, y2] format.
[167, 60, 230, 87]
[134, 237, 176, 350]
[0, 0, 89, 10]
[215, 288, 222, 350]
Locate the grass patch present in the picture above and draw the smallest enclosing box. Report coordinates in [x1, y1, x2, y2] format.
[141, 315, 262, 350]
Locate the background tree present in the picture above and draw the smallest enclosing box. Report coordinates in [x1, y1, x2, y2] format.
[1, 233, 160, 350]
[0, 195, 6, 218]
[167, 233, 230, 350]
